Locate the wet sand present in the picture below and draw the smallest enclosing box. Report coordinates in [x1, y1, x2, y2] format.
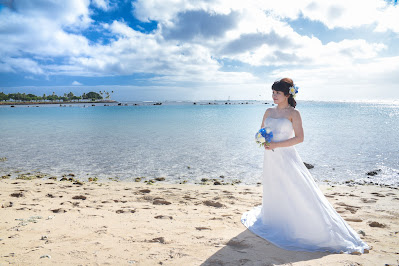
[1, 178, 398, 265]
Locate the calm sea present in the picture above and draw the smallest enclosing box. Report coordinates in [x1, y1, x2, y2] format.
[0, 101, 398, 186]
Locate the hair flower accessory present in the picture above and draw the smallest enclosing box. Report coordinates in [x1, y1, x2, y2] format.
[289, 85, 299, 98]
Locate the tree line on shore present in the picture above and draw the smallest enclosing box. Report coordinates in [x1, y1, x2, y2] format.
[0, 91, 114, 103]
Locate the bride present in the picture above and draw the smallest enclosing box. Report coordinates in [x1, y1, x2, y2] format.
[241, 78, 369, 254]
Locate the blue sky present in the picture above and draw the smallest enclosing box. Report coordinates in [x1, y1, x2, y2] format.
[0, 0, 398, 102]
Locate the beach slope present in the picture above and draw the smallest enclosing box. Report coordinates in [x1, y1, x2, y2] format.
[1, 179, 398, 265]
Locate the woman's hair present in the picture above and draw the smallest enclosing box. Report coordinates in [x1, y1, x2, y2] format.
[271, 78, 297, 108]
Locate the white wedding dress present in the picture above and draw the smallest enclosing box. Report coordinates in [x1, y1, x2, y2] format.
[241, 117, 369, 253]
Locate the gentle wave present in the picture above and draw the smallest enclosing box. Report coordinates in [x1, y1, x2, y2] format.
[0, 101, 398, 186]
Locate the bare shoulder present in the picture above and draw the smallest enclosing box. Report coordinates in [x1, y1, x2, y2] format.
[265, 107, 275, 115]
[263, 108, 270, 119]
[290, 108, 302, 121]
[291, 108, 301, 116]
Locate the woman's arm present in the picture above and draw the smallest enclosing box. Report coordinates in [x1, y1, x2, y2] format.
[260, 108, 271, 128]
[265, 110, 304, 150]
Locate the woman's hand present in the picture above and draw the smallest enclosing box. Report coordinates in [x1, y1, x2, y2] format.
[264, 142, 277, 150]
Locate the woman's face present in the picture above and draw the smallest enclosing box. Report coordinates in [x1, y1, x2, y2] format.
[272, 90, 289, 104]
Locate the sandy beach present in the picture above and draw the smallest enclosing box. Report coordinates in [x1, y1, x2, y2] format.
[1, 178, 398, 265]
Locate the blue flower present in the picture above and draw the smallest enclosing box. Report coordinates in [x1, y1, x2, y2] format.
[289, 85, 299, 98]
[255, 127, 273, 150]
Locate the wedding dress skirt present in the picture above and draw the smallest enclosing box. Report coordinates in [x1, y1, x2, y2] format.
[241, 117, 369, 253]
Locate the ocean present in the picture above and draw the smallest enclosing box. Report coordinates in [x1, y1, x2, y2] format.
[0, 100, 398, 186]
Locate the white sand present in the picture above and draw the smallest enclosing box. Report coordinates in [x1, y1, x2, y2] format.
[1, 179, 398, 265]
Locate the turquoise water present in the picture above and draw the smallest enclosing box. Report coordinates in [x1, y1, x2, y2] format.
[0, 101, 398, 185]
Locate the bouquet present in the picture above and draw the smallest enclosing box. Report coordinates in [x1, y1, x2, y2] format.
[255, 127, 274, 150]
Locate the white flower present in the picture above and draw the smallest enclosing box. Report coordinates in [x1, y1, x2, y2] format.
[289, 86, 296, 95]
[265, 127, 271, 134]
[255, 132, 265, 143]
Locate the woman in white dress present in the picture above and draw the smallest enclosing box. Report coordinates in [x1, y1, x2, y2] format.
[241, 78, 369, 254]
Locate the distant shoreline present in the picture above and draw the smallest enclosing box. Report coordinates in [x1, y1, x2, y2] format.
[0, 100, 118, 106]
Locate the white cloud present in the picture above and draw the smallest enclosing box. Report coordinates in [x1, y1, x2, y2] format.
[299, 1, 376, 29]
[92, 0, 114, 11]
[0, 0, 398, 101]
[0, 0, 92, 71]
[1, 0, 394, 76]
[162, 10, 239, 41]
[270, 56, 399, 101]
[132, 0, 192, 22]
[2, 57, 44, 74]
[72, 81, 83, 85]
[374, 3, 399, 33]
[324, 39, 386, 60]
[132, 0, 399, 33]
[266, 0, 399, 33]
[12, 0, 92, 29]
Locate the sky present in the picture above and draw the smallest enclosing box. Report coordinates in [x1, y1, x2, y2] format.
[0, 0, 398, 102]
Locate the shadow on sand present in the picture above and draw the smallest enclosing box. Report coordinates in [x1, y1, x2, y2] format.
[201, 229, 330, 266]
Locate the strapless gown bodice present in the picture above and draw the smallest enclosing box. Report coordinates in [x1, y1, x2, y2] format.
[264, 117, 294, 142]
